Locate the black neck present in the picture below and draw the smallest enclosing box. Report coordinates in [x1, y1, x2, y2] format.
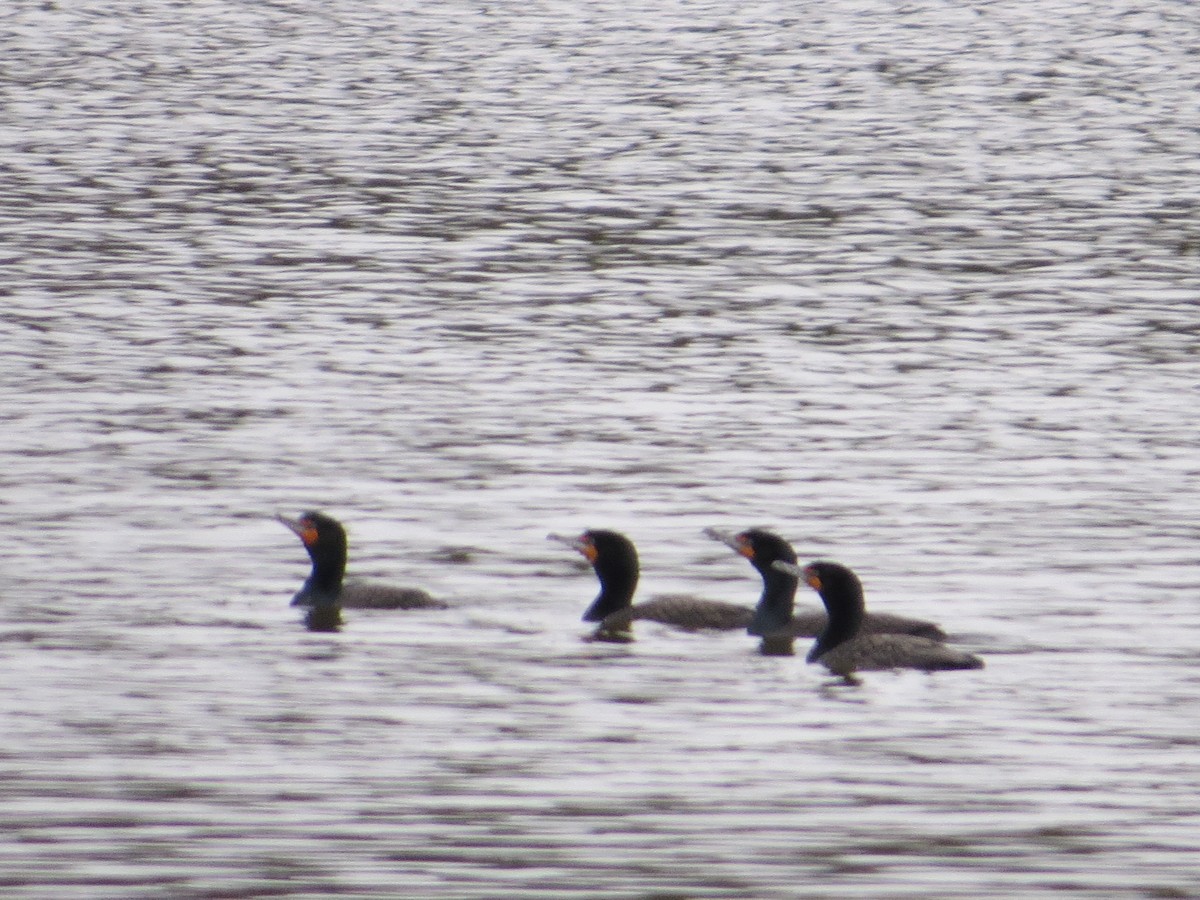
[807, 580, 865, 662]
[582, 564, 638, 622]
[298, 550, 346, 609]
[747, 566, 798, 636]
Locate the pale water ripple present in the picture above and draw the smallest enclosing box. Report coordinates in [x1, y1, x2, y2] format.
[2, 0, 1199, 896]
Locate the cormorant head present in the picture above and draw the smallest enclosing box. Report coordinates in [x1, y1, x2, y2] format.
[279, 510, 348, 569]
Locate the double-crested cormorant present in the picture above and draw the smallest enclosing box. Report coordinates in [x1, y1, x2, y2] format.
[776, 560, 984, 675]
[707, 528, 946, 651]
[279, 511, 446, 631]
[550, 529, 753, 638]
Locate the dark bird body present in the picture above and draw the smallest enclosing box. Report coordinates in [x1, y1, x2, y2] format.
[312, 579, 442, 611]
[784, 560, 984, 675]
[279, 511, 446, 631]
[597, 595, 754, 632]
[551, 529, 751, 637]
[707, 528, 945, 654]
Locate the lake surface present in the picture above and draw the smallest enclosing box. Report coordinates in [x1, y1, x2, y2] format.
[3, 0, 1200, 896]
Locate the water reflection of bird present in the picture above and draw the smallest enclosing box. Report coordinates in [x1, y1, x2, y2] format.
[550, 529, 752, 640]
[775, 559, 983, 675]
[278, 511, 446, 631]
[707, 528, 946, 655]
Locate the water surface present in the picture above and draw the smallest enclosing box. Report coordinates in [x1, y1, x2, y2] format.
[3, 0, 1199, 896]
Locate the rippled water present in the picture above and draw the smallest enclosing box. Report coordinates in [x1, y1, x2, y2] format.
[3, 0, 1200, 896]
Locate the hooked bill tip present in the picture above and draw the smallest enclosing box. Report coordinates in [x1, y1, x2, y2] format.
[703, 527, 741, 548]
[278, 513, 302, 532]
[548, 532, 592, 556]
[278, 513, 319, 547]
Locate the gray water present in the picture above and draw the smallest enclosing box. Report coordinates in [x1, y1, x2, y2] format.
[3, 0, 1200, 896]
